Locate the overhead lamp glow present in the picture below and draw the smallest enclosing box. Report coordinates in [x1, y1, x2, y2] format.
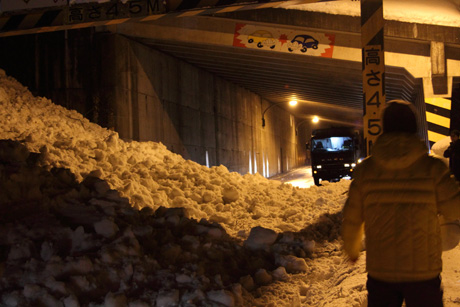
[312, 116, 319, 123]
[262, 99, 299, 127]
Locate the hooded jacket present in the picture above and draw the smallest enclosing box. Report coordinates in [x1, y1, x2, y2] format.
[342, 133, 460, 282]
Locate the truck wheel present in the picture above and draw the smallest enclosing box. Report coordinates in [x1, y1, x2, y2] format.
[313, 176, 321, 186]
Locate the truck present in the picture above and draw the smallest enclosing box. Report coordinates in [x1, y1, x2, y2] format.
[310, 127, 363, 186]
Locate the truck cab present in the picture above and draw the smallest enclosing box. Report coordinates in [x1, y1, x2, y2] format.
[310, 127, 362, 186]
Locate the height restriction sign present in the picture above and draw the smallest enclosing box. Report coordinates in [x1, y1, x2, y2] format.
[363, 45, 385, 155]
[361, 0, 385, 156]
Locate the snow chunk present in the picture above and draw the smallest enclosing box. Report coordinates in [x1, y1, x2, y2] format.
[222, 186, 239, 204]
[272, 266, 289, 281]
[207, 290, 235, 307]
[156, 290, 179, 307]
[254, 269, 272, 285]
[1, 293, 20, 307]
[239, 275, 255, 291]
[94, 218, 119, 238]
[8, 241, 32, 260]
[104, 292, 128, 307]
[244, 226, 278, 251]
[176, 273, 193, 284]
[40, 241, 54, 261]
[62, 295, 79, 307]
[276, 255, 308, 273]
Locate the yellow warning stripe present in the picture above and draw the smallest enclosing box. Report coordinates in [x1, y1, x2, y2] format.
[425, 97, 451, 141]
[18, 13, 42, 29]
[0, 0, 327, 37]
[428, 130, 449, 143]
[139, 14, 164, 21]
[217, 5, 246, 13]
[105, 18, 130, 25]
[177, 9, 207, 17]
[258, 3, 284, 9]
[37, 25, 61, 33]
[425, 97, 451, 110]
[426, 111, 450, 128]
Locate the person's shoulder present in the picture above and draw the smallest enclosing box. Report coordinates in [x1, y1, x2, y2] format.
[352, 156, 374, 178]
[426, 153, 446, 164]
[355, 156, 372, 168]
[425, 153, 450, 173]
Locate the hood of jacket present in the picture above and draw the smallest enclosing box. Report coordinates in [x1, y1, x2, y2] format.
[371, 133, 428, 170]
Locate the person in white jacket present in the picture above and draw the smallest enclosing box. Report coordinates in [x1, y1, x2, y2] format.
[342, 100, 460, 307]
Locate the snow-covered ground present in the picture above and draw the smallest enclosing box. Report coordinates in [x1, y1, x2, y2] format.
[0, 69, 459, 306]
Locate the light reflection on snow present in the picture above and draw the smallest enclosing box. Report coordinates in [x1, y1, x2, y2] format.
[272, 166, 352, 189]
[270, 166, 314, 188]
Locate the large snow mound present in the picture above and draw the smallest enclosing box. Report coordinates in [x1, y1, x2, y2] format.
[0, 69, 367, 306]
[0, 69, 349, 239]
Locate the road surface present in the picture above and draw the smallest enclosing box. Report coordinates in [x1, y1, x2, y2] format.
[269, 166, 315, 188]
[269, 165, 352, 188]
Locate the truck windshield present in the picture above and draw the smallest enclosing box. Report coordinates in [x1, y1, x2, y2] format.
[312, 136, 353, 152]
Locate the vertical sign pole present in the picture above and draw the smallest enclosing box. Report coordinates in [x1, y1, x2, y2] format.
[361, 0, 385, 156]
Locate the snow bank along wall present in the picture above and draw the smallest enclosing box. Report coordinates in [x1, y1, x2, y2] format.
[0, 29, 309, 177]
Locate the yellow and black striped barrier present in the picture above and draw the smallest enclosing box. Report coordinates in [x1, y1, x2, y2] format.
[361, 0, 385, 156]
[0, 0, 326, 37]
[425, 97, 451, 147]
[0, 9, 66, 35]
[0, 0, 163, 37]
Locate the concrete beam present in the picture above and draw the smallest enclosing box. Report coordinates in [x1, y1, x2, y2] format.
[114, 16, 459, 80]
[112, 15, 460, 104]
[431, 41, 448, 95]
[217, 8, 460, 45]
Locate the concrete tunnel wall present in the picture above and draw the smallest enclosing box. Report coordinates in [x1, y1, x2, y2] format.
[100, 33, 307, 176]
[0, 29, 308, 178]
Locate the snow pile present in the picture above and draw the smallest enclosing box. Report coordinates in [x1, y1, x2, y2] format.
[3, 67, 460, 306]
[0, 142, 359, 306]
[2, 69, 460, 306]
[0, 140, 311, 306]
[0, 69, 372, 306]
[0, 69, 349, 240]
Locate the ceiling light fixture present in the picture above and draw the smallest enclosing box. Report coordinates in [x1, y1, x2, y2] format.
[262, 99, 298, 127]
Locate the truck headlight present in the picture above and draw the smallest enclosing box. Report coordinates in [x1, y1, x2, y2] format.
[316, 165, 322, 169]
[344, 163, 350, 167]
[351, 163, 356, 167]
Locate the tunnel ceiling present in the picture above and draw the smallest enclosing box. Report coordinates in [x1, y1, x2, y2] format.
[136, 36, 422, 128]
[135, 37, 364, 124]
[135, 34, 422, 128]
[1, 1, 459, 129]
[119, 5, 459, 128]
